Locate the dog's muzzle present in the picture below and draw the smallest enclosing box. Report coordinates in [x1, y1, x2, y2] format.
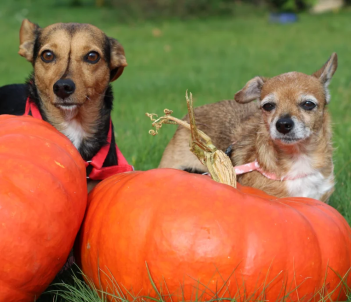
[271, 116, 310, 145]
[276, 117, 294, 134]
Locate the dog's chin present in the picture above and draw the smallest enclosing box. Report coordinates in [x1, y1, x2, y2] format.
[56, 104, 78, 111]
[275, 137, 303, 145]
[54, 103, 80, 120]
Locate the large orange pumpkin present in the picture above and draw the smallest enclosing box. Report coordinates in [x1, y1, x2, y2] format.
[77, 169, 351, 301]
[0, 115, 87, 302]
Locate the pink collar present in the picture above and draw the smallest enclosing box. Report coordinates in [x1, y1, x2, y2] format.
[234, 160, 309, 181]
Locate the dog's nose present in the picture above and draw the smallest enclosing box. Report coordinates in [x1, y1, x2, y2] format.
[276, 118, 294, 134]
[53, 79, 76, 99]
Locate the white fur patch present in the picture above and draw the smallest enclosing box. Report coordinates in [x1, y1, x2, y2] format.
[290, 116, 311, 139]
[58, 105, 79, 120]
[60, 119, 87, 149]
[285, 154, 334, 200]
[300, 94, 319, 105]
[260, 93, 275, 107]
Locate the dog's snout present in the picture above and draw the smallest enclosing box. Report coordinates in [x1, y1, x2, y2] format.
[53, 79, 76, 99]
[276, 118, 294, 134]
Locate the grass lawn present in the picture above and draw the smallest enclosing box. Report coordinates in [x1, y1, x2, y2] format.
[0, 1, 351, 301]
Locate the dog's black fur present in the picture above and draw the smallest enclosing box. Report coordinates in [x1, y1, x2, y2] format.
[0, 81, 118, 169]
[0, 84, 27, 115]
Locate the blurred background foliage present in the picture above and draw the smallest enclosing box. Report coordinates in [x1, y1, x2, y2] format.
[50, 0, 348, 20]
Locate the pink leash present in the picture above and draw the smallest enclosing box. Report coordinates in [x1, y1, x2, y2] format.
[233, 160, 309, 181]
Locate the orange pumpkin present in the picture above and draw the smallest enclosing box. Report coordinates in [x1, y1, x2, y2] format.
[0, 115, 87, 302]
[77, 169, 351, 301]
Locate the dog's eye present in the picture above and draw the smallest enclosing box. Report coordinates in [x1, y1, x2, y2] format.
[301, 101, 316, 111]
[41, 50, 55, 63]
[262, 103, 276, 112]
[84, 51, 100, 64]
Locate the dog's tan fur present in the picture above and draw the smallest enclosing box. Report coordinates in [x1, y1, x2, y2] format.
[18, 19, 126, 148]
[159, 54, 337, 202]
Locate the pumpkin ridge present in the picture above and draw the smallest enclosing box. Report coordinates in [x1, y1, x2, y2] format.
[298, 203, 351, 294]
[314, 205, 351, 267]
[78, 172, 143, 282]
[100, 172, 149, 270]
[283, 201, 325, 293]
[83, 189, 111, 279]
[309, 204, 351, 284]
[88, 172, 142, 218]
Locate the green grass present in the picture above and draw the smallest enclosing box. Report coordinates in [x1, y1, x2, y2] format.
[44, 264, 351, 302]
[0, 1, 351, 301]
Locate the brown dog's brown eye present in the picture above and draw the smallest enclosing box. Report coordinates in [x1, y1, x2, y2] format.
[41, 50, 55, 63]
[301, 101, 316, 111]
[84, 51, 100, 64]
[262, 103, 276, 112]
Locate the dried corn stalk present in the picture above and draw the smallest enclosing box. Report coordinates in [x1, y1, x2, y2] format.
[146, 91, 236, 188]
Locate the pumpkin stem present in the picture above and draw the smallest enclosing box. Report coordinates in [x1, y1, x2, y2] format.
[146, 91, 236, 188]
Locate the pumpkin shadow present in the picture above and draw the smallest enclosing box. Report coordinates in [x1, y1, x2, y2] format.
[34, 263, 84, 302]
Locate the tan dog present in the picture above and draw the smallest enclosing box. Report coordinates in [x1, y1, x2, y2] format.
[159, 54, 337, 203]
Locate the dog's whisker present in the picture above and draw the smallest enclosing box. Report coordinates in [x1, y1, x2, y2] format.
[89, 92, 114, 98]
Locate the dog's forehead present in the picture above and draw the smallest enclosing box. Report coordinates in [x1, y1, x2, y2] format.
[261, 72, 325, 101]
[40, 23, 106, 46]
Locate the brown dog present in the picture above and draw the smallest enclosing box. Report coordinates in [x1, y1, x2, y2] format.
[0, 19, 133, 191]
[159, 54, 337, 203]
[18, 19, 126, 151]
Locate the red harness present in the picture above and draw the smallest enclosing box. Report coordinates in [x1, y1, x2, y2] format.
[24, 98, 134, 180]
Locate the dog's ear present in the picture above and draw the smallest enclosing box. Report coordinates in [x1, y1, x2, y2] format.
[235, 76, 267, 103]
[108, 37, 127, 82]
[312, 53, 337, 103]
[18, 19, 40, 63]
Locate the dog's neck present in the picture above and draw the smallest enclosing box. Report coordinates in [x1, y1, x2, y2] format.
[255, 113, 333, 179]
[27, 75, 116, 163]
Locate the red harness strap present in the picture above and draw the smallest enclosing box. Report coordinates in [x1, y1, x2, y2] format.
[24, 97, 134, 180]
[24, 97, 42, 119]
[85, 119, 134, 180]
